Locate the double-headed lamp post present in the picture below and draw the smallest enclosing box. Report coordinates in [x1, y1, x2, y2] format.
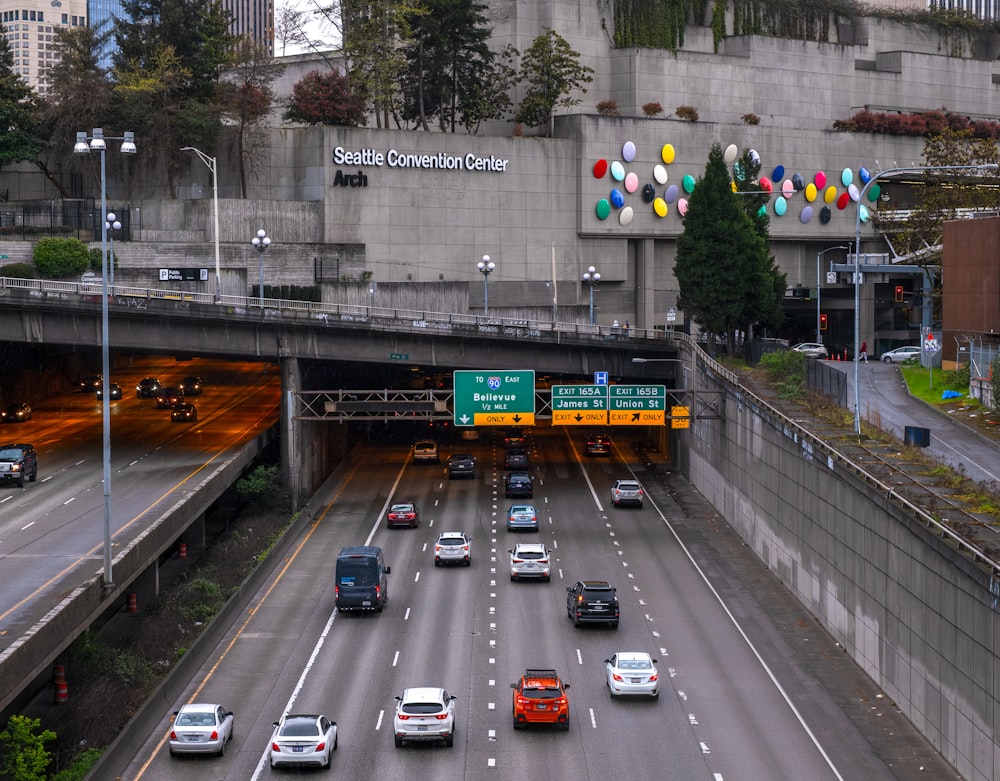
[73, 127, 136, 589]
[852, 163, 998, 435]
[105, 212, 121, 289]
[816, 245, 848, 343]
[477, 255, 495, 315]
[180, 146, 221, 301]
[252, 228, 270, 301]
[582, 265, 601, 325]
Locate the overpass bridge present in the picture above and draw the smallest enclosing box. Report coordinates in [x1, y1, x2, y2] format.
[0, 276, 699, 504]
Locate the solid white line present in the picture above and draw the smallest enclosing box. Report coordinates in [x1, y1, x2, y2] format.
[63, 497, 75, 505]
[21, 521, 35, 530]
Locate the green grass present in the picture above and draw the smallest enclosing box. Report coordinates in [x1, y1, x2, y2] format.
[899, 363, 978, 408]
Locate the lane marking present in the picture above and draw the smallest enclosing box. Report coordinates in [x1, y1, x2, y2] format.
[392, 651, 399, 667]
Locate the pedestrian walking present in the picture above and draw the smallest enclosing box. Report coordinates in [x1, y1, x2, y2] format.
[859, 341, 868, 362]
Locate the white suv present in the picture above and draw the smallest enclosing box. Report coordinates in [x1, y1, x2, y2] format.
[611, 479, 644, 507]
[508, 543, 551, 581]
[412, 440, 439, 464]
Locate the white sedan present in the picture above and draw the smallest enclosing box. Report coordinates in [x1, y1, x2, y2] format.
[168, 703, 234, 756]
[393, 687, 456, 747]
[269, 713, 338, 768]
[881, 345, 922, 364]
[604, 652, 659, 698]
[791, 342, 829, 359]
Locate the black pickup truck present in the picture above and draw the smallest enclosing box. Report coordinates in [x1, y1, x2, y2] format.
[0, 443, 38, 488]
[566, 580, 619, 628]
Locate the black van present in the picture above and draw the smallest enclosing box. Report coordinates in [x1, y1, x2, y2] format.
[335, 546, 390, 612]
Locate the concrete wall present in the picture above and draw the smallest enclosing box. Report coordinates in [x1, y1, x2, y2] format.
[680, 348, 1000, 781]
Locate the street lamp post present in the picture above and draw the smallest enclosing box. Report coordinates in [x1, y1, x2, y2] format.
[477, 255, 495, 316]
[73, 127, 136, 589]
[180, 146, 221, 301]
[582, 265, 600, 325]
[105, 212, 121, 289]
[852, 163, 998, 435]
[631, 356, 694, 429]
[816, 245, 848, 343]
[252, 228, 270, 302]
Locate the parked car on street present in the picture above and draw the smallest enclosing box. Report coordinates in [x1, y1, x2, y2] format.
[881, 345, 922, 364]
[791, 342, 829, 359]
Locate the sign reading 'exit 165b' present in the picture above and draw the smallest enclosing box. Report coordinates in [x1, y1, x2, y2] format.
[453, 370, 536, 426]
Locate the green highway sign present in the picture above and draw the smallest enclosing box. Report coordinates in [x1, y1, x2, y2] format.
[389, 353, 409, 360]
[551, 384, 608, 425]
[453, 370, 535, 426]
[609, 385, 666, 425]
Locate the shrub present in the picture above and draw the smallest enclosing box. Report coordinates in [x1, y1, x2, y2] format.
[642, 101, 663, 117]
[32, 238, 90, 279]
[596, 99, 620, 116]
[675, 105, 699, 121]
[741, 113, 760, 125]
[0, 715, 55, 781]
[0, 262, 38, 279]
[992, 356, 1000, 411]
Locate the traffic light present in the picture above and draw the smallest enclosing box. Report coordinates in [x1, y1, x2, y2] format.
[820, 313, 828, 331]
[895, 285, 904, 303]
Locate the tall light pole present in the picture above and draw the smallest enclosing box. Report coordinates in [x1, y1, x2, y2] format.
[582, 265, 600, 325]
[73, 127, 136, 589]
[477, 254, 495, 315]
[252, 228, 270, 302]
[105, 212, 121, 289]
[180, 146, 221, 301]
[816, 245, 848, 343]
[852, 163, 997, 435]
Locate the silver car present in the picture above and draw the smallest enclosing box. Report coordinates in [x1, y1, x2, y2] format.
[393, 687, 456, 747]
[506, 504, 538, 531]
[269, 713, 338, 769]
[434, 532, 471, 566]
[604, 651, 659, 698]
[509, 542, 551, 581]
[791, 342, 829, 359]
[610, 479, 644, 507]
[168, 703, 234, 756]
[881, 345, 922, 364]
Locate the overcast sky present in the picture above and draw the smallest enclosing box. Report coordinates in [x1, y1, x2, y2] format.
[277, 0, 340, 57]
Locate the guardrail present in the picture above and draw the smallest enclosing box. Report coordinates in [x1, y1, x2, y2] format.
[0, 275, 679, 347]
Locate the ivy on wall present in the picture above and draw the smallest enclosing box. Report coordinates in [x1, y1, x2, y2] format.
[610, 0, 999, 56]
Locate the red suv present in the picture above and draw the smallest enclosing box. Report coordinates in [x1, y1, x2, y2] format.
[511, 669, 570, 730]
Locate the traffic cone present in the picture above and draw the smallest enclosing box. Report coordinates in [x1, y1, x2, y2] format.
[127, 593, 137, 613]
[178, 543, 187, 560]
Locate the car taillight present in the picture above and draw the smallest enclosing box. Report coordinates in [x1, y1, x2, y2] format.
[512, 558, 522, 564]
[272, 742, 281, 751]
[398, 714, 410, 720]
[316, 741, 327, 750]
[649, 673, 658, 681]
[435, 714, 448, 720]
[462, 545, 469, 552]
[210, 730, 219, 740]
[576, 595, 583, 602]
[612, 673, 624, 682]
[375, 585, 381, 599]
[169, 730, 178, 740]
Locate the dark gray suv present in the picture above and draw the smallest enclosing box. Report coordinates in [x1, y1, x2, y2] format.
[0, 443, 38, 487]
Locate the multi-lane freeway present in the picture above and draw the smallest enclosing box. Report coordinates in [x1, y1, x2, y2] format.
[113, 426, 932, 781]
[0, 357, 281, 639]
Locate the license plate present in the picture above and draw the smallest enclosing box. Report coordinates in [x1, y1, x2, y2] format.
[418, 725, 428, 731]
[293, 746, 304, 752]
[536, 704, 547, 710]
[362, 600, 371, 606]
[631, 678, 642, 683]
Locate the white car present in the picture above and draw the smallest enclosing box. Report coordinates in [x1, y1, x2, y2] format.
[168, 703, 234, 756]
[412, 440, 439, 463]
[605, 652, 659, 698]
[881, 345, 922, 364]
[791, 342, 829, 359]
[434, 531, 471, 566]
[610, 479, 644, 507]
[393, 687, 456, 747]
[508, 542, 551, 581]
[269, 713, 338, 769]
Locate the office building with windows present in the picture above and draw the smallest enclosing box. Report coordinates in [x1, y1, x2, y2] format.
[1, 0, 87, 93]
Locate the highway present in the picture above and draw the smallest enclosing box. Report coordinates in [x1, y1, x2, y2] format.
[0, 357, 281, 639]
[115, 427, 906, 781]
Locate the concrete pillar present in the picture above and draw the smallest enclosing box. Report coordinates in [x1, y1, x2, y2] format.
[634, 238, 656, 331]
[281, 356, 301, 511]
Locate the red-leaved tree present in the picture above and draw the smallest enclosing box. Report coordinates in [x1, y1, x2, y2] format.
[283, 70, 367, 126]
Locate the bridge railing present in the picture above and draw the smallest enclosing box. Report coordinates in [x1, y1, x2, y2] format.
[0, 275, 677, 346]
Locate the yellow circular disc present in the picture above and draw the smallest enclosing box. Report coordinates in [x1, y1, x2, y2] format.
[805, 182, 817, 202]
[824, 185, 837, 204]
[653, 198, 668, 217]
[661, 144, 675, 165]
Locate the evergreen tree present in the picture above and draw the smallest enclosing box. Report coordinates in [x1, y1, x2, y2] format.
[674, 143, 777, 356]
[0, 35, 43, 168]
[514, 29, 593, 137]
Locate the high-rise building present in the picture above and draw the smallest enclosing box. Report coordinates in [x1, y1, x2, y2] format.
[2, 0, 87, 93]
[224, 0, 273, 55]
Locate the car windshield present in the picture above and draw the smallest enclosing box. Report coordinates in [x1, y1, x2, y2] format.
[401, 702, 444, 714]
[0, 448, 24, 459]
[281, 720, 320, 736]
[522, 687, 561, 699]
[176, 711, 215, 727]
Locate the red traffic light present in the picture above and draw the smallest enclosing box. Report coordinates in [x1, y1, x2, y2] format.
[820, 314, 828, 331]
[895, 285, 904, 303]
